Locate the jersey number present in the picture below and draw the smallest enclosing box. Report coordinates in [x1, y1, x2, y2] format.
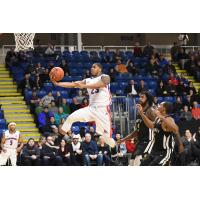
[91, 89, 99, 94]
[10, 140, 13, 146]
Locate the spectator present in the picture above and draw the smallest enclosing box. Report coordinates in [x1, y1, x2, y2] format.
[137, 80, 148, 93]
[143, 42, 154, 58]
[45, 42, 54, 56]
[57, 139, 71, 166]
[184, 95, 193, 111]
[158, 54, 168, 68]
[81, 98, 89, 108]
[61, 98, 71, 114]
[98, 136, 112, 166]
[59, 59, 70, 75]
[32, 74, 43, 91]
[82, 133, 103, 166]
[191, 101, 200, 120]
[70, 97, 81, 113]
[168, 73, 179, 86]
[54, 107, 67, 126]
[37, 136, 46, 150]
[89, 126, 96, 140]
[177, 47, 189, 69]
[178, 34, 189, 46]
[19, 74, 34, 94]
[30, 91, 40, 114]
[180, 105, 193, 121]
[124, 80, 138, 96]
[186, 81, 197, 95]
[133, 42, 142, 57]
[176, 80, 186, 96]
[113, 49, 122, 63]
[151, 49, 160, 60]
[35, 101, 43, 116]
[162, 60, 176, 75]
[31, 62, 45, 76]
[166, 80, 176, 96]
[76, 90, 85, 103]
[126, 60, 137, 76]
[38, 106, 54, 134]
[41, 92, 55, 107]
[146, 58, 159, 77]
[115, 60, 128, 74]
[173, 96, 183, 115]
[125, 138, 136, 154]
[170, 42, 179, 61]
[21, 138, 41, 166]
[48, 61, 55, 71]
[41, 136, 59, 166]
[156, 81, 167, 96]
[40, 68, 50, 83]
[83, 69, 91, 79]
[102, 48, 112, 63]
[55, 91, 63, 107]
[69, 134, 83, 166]
[108, 68, 116, 82]
[49, 100, 58, 114]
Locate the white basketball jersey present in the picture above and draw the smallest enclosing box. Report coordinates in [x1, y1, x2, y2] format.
[86, 74, 112, 106]
[4, 130, 20, 149]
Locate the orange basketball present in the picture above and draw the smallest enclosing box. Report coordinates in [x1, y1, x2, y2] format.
[49, 67, 64, 82]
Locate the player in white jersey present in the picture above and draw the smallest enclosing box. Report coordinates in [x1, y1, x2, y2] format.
[51, 63, 115, 147]
[0, 122, 23, 166]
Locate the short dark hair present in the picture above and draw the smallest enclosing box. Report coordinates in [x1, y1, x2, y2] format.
[93, 63, 103, 70]
[162, 102, 173, 114]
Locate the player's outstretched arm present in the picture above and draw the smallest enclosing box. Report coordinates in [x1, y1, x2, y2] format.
[76, 75, 110, 89]
[52, 80, 85, 88]
[120, 131, 137, 143]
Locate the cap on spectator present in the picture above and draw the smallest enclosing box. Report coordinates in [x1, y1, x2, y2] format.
[73, 134, 79, 139]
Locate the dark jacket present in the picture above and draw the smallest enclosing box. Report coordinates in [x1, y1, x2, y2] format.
[22, 144, 40, 159]
[82, 140, 98, 155]
[41, 143, 57, 158]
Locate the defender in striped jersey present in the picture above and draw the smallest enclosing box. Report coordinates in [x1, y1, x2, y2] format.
[137, 102, 184, 166]
[120, 91, 156, 166]
[51, 63, 115, 148]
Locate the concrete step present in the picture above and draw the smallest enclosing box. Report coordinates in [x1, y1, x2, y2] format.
[0, 77, 13, 81]
[20, 128, 39, 132]
[0, 101, 26, 105]
[1, 104, 27, 109]
[0, 89, 17, 92]
[4, 109, 30, 113]
[177, 69, 187, 73]
[0, 82, 15, 85]
[0, 71, 9, 74]
[4, 113, 32, 117]
[0, 93, 21, 96]
[0, 85, 17, 89]
[6, 118, 34, 122]
[0, 75, 10, 78]
[0, 96, 24, 100]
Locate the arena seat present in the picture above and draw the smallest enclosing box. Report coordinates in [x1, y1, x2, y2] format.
[0, 119, 6, 129]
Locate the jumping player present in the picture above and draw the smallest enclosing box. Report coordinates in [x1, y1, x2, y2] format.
[120, 91, 156, 165]
[0, 122, 23, 166]
[50, 63, 115, 148]
[137, 102, 184, 166]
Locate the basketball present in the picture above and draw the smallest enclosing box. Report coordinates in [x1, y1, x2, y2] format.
[49, 67, 64, 82]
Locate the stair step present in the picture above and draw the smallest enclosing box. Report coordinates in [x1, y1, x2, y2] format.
[193, 83, 200, 86]
[0, 85, 17, 88]
[5, 113, 32, 117]
[176, 69, 187, 73]
[0, 78, 13, 80]
[20, 128, 39, 132]
[0, 64, 5, 67]
[0, 71, 9, 74]
[0, 82, 14, 85]
[0, 89, 17, 92]
[0, 101, 26, 105]
[2, 104, 27, 108]
[6, 118, 34, 122]
[0, 93, 21, 96]
[0, 96, 24, 100]
[4, 109, 30, 113]
[17, 123, 36, 126]
[0, 68, 7, 71]
[0, 75, 10, 78]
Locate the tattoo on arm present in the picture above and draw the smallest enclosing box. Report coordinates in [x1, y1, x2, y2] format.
[101, 75, 110, 85]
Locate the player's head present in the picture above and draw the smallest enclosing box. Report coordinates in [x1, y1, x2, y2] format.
[139, 91, 154, 107]
[91, 63, 103, 77]
[8, 122, 16, 132]
[158, 102, 173, 115]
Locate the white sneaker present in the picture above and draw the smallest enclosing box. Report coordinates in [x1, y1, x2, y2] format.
[102, 134, 116, 148]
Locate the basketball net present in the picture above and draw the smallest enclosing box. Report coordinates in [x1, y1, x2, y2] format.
[14, 33, 35, 52]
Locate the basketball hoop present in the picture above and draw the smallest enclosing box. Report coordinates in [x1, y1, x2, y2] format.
[14, 33, 35, 52]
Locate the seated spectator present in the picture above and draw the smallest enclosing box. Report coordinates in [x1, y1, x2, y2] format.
[69, 134, 83, 166]
[125, 138, 136, 154]
[103, 48, 112, 63]
[146, 58, 159, 77]
[61, 98, 71, 114]
[115, 60, 128, 74]
[162, 60, 176, 75]
[76, 90, 85, 103]
[176, 80, 186, 96]
[177, 47, 189, 69]
[83, 69, 91, 79]
[41, 135, 59, 166]
[55, 91, 63, 107]
[48, 61, 55, 71]
[21, 138, 41, 166]
[170, 42, 179, 61]
[35, 101, 43, 116]
[156, 81, 168, 96]
[191, 101, 200, 120]
[98, 136, 112, 166]
[184, 95, 193, 111]
[113, 49, 122, 63]
[54, 107, 67, 126]
[133, 42, 142, 57]
[40, 68, 50, 83]
[81, 98, 89, 108]
[158, 54, 168, 68]
[32, 74, 43, 91]
[108, 68, 116, 82]
[168, 73, 179, 86]
[180, 105, 192, 121]
[166, 80, 176, 96]
[137, 80, 148, 94]
[49, 100, 58, 114]
[41, 92, 55, 107]
[37, 136, 46, 150]
[82, 133, 103, 166]
[173, 96, 183, 115]
[126, 60, 137, 76]
[56, 139, 71, 166]
[70, 97, 81, 113]
[143, 42, 154, 58]
[59, 59, 70, 75]
[19, 74, 34, 94]
[38, 106, 54, 134]
[124, 80, 138, 96]
[45, 42, 54, 56]
[186, 81, 197, 95]
[31, 62, 45, 76]
[30, 91, 40, 114]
